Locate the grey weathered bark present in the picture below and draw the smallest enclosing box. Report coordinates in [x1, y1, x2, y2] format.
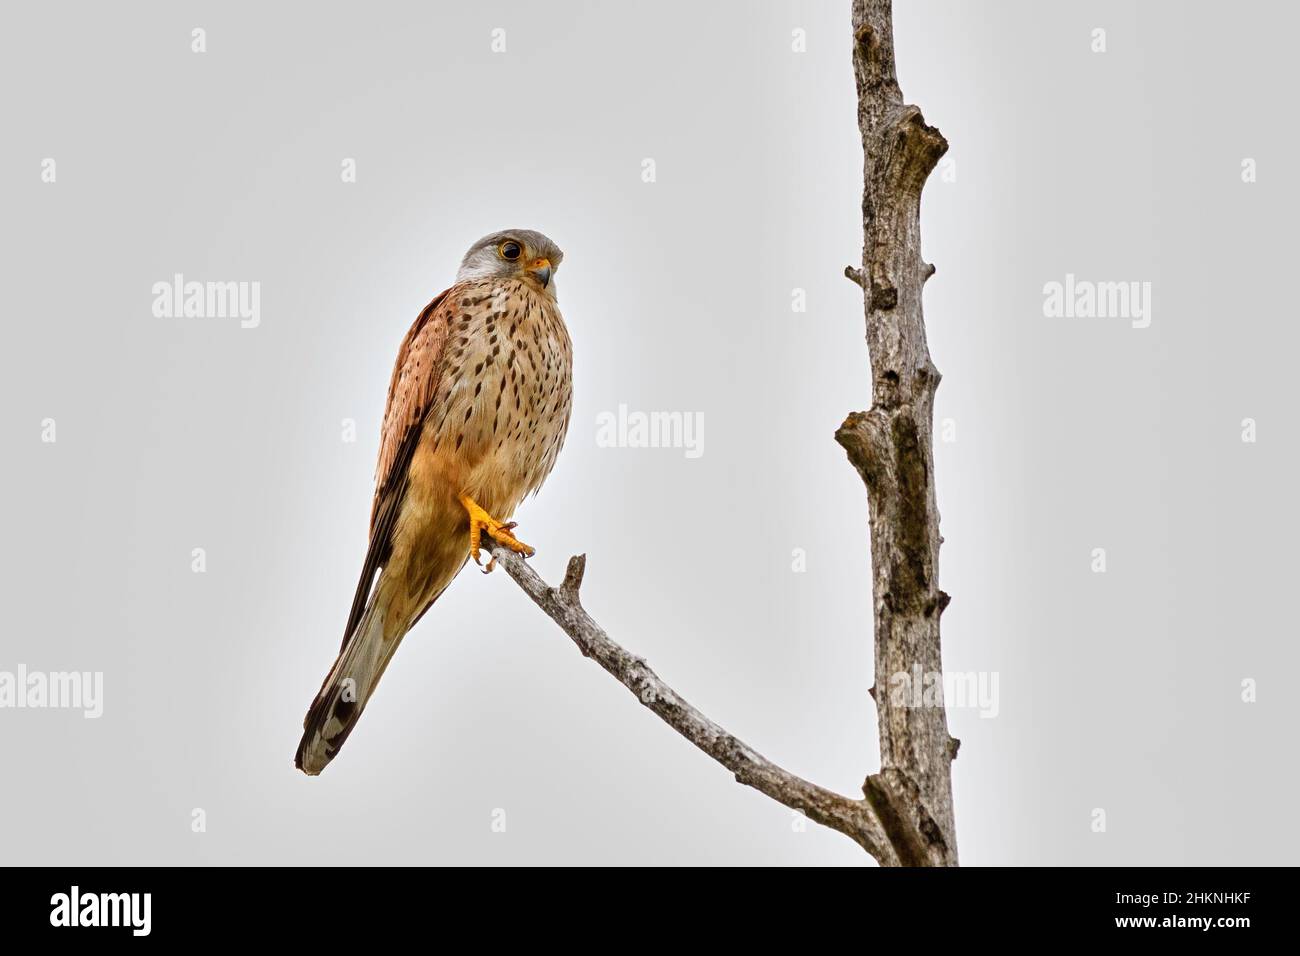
[836, 0, 958, 865]
[485, 0, 957, 866]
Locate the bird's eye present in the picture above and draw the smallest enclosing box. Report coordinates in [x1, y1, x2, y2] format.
[499, 241, 522, 261]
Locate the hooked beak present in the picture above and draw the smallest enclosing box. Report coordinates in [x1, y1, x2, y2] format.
[528, 258, 553, 288]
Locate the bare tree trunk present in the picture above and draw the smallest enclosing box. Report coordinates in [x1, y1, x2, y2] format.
[838, 0, 958, 866]
[486, 0, 958, 867]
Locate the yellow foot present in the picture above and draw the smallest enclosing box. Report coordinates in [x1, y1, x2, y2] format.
[459, 495, 535, 572]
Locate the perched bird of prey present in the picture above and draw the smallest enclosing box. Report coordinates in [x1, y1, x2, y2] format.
[295, 229, 573, 775]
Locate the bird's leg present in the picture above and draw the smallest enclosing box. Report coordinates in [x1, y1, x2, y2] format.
[459, 494, 535, 570]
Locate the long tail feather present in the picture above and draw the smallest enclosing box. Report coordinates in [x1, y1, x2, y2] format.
[295, 598, 400, 775]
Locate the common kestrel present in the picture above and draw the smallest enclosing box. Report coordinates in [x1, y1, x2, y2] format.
[295, 229, 573, 775]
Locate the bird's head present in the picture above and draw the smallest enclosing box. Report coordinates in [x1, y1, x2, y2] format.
[456, 228, 564, 297]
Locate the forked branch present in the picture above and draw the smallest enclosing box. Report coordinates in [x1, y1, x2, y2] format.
[487, 545, 901, 863]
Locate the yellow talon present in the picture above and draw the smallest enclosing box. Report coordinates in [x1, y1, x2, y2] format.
[459, 494, 535, 570]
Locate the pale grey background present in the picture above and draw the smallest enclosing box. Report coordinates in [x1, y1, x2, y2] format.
[2, 0, 1295, 865]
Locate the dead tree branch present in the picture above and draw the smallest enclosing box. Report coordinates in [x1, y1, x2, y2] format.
[837, 0, 959, 865]
[487, 545, 900, 863]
